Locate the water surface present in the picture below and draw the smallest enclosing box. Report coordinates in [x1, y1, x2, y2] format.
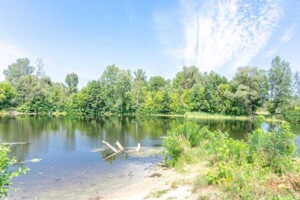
[0, 116, 299, 199]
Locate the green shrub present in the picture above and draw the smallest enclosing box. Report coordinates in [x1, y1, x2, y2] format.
[166, 122, 203, 147]
[163, 135, 191, 166]
[162, 121, 300, 199]
[0, 145, 28, 197]
[283, 107, 300, 123]
[163, 122, 212, 166]
[248, 122, 297, 174]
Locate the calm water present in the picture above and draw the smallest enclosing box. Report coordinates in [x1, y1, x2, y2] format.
[0, 116, 299, 199]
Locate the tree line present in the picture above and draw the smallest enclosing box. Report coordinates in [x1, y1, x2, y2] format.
[0, 56, 299, 121]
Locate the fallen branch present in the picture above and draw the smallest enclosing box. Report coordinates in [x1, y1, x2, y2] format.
[1, 142, 28, 146]
[116, 140, 124, 151]
[102, 140, 118, 153]
[102, 151, 121, 160]
[136, 143, 141, 152]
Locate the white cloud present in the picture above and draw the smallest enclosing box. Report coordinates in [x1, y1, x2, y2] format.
[280, 25, 295, 43]
[155, 0, 283, 76]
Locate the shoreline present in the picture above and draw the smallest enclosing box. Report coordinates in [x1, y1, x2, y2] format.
[1, 110, 285, 123]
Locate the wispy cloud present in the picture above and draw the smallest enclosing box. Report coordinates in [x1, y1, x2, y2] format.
[264, 24, 296, 58]
[280, 25, 295, 43]
[155, 0, 283, 76]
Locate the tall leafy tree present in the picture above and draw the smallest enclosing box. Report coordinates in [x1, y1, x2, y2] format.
[202, 71, 228, 113]
[114, 70, 132, 113]
[268, 56, 293, 114]
[131, 69, 147, 111]
[81, 80, 105, 116]
[173, 66, 201, 89]
[0, 82, 16, 109]
[231, 66, 268, 115]
[148, 76, 167, 91]
[65, 73, 79, 94]
[3, 58, 35, 84]
[100, 65, 120, 112]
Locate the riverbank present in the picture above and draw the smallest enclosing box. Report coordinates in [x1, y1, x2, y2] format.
[1, 109, 286, 124]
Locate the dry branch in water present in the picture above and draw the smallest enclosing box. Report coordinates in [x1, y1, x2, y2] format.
[101, 140, 145, 159]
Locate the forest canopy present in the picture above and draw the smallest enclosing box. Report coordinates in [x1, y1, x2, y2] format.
[1, 56, 299, 121]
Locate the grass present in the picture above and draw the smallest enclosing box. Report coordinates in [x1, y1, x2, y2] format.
[146, 113, 184, 117]
[0, 110, 9, 116]
[184, 112, 252, 120]
[146, 189, 169, 198]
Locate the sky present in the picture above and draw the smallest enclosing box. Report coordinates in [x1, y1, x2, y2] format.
[0, 0, 299, 87]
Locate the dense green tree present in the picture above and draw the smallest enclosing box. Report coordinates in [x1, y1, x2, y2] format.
[268, 56, 293, 114]
[114, 70, 132, 113]
[231, 67, 268, 115]
[131, 69, 147, 111]
[0, 82, 16, 109]
[202, 71, 228, 113]
[100, 65, 120, 112]
[3, 58, 35, 84]
[148, 76, 168, 91]
[173, 66, 201, 89]
[48, 83, 68, 111]
[66, 92, 88, 115]
[65, 73, 78, 94]
[15, 75, 52, 113]
[81, 80, 105, 116]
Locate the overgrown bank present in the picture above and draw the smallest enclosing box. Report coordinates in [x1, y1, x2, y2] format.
[162, 118, 300, 199]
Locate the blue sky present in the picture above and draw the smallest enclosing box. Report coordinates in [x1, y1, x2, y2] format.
[0, 0, 299, 87]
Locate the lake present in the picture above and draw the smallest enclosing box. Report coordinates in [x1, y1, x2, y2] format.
[0, 116, 299, 199]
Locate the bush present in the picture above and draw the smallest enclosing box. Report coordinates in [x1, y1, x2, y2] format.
[163, 121, 300, 199]
[283, 107, 300, 123]
[163, 122, 211, 166]
[248, 123, 297, 174]
[0, 145, 27, 197]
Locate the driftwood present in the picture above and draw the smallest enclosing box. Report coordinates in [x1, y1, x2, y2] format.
[101, 140, 150, 159]
[102, 140, 119, 153]
[1, 142, 28, 146]
[116, 140, 124, 151]
[136, 143, 141, 152]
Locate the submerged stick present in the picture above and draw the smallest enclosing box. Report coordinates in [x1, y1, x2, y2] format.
[116, 140, 124, 151]
[102, 151, 121, 159]
[102, 140, 118, 153]
[136, 143, 141, 152]
[1, 142, 28, 146]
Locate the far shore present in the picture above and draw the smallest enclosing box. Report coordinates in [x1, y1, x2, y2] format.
[0, 110, 284, 122]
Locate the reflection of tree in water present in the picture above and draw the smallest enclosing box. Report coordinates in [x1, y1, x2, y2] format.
[0, 116, 268, 162]
[99, 149, 129, 164]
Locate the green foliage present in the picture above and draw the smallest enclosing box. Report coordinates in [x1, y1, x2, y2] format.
[173, 66, 201, 89]
[163, 122, 210, 166]
[248, 123, 297, 174]
[283, 107, 300, 123]
[65, 73, 78, 94]
[3, 58, 35, 84]
[268, 56, 293, 114]
[148, 76, 168, 91]
[231, 66, 269, 115]
[0, 82, 16, 109]
[1, 57, 299, 119]
[163, 121, 300, 199]
[0, 145, 28, 197]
